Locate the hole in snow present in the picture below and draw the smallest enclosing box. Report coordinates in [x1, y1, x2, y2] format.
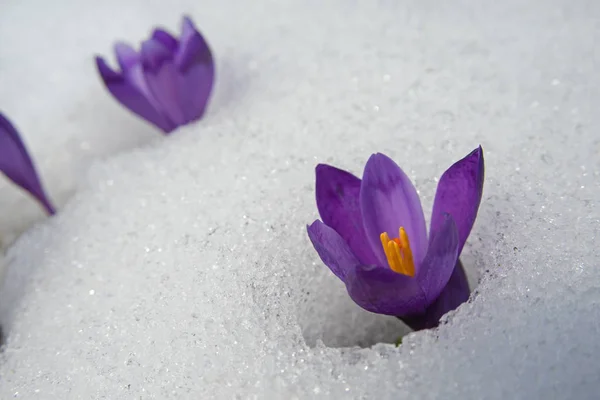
[296, 253, 480, 349]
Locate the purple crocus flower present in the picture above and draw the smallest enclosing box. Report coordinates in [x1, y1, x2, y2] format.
[96, 16, 214, 134]
[0, 112, 55, 215]
[307, 147, 484, 330]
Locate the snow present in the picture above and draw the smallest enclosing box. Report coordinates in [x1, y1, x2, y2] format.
[0, 0, 599, 398]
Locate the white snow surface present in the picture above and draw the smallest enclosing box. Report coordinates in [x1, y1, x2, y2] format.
[1, 0, 600, 398]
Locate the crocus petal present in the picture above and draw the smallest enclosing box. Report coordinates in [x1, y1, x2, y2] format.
[114, 43, 166, 118]
[114, 43, 155, 100]
[430, 146, 485, 255]
[345, 264, 427, 316]
[141, 39, 187, 127]
[416, 213, 460, 304]
[174, 16, 214, 123]
[96, 56, 176, 133]
[151, 29, 179, 53]
[307, 220, 361, 281]
[402, 260, 470, 330]
[315, 164, 379, 266]
[114, 43, 140, 71]
[177, 16, 211, 64]
[0, 113, 55, 215]
[360, 153, 428, 269]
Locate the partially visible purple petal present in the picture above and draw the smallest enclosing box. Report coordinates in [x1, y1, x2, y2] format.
[176, 16, 212, 67]
[174, 16, 214, 123]
[178, 16, 210, 59]
[96, 56, 176, 133]
[315, 164, 379, 266]
[307, 220, 361, 281]
[141, 39, 187, 127]
[416, 213, 460, 304]
[345, 264, 427, 316]
[114, 43, 158, 106]
[151, 29, 178, 53]
[402, 260, 470, 330]
[430, 146, 485, 255]
[0, 113, 55, 215]
[114, 42, 140, 71]
[360, 153, 428, 269]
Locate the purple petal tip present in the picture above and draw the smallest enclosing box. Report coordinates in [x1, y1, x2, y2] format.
[114, 42, 140, 71]
[307, 219, 361, 282]
[430, 146, 485, 255]
[182, 16, 195, 29]
[0, 113, 56, 215]
[140, 39, 173, 72]
[472, 145, 484, 160]
[95, 56, 121, 82]
[151, 29, 178, 52]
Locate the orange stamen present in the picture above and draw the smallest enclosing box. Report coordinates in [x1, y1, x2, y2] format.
[379, 227, 415, 277]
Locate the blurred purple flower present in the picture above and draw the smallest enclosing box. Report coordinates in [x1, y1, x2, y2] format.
[96, 16, 214, 134]
[0, 112, 55, 215]
[307, 147, 484, 330]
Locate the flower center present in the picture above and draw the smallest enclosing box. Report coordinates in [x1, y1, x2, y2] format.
[379, 227, 415, 277]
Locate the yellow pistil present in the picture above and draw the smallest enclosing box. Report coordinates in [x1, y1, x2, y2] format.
[379, 227, 415, 277]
